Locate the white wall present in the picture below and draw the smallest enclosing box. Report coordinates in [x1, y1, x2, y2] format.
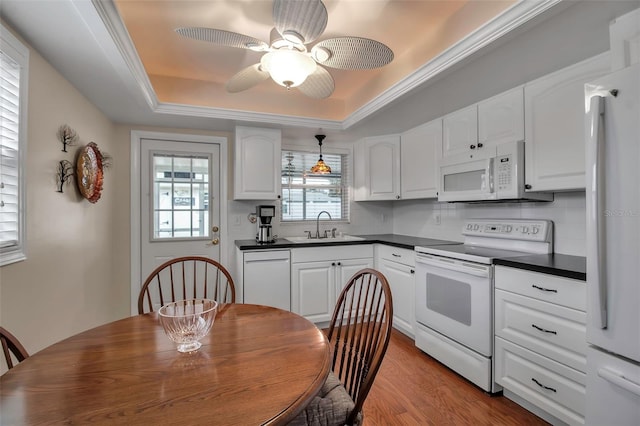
[392, 192, 586, 256]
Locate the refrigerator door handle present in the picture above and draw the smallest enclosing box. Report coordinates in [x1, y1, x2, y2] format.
[587, 95, 608, 329]
[598, 367, 640, 397]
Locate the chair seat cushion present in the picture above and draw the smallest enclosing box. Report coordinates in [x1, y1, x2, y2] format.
[288, 371, 361, 426]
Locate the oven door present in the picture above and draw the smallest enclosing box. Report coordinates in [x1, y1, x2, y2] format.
[415, 252, 492, 356]
[438, 156, 495, 202]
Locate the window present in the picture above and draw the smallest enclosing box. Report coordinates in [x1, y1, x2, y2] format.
[281, 150, 349, 222]
[151, 153, 210, 239]
[0, 25, 28, 266]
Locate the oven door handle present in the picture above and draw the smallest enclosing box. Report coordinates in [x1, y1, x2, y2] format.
[415, 254, 490, 278]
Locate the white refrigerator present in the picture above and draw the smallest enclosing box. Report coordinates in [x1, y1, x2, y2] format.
[585, 63, 640, 425]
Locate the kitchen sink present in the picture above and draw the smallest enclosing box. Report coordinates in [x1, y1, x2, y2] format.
[284, 235, 366, 244]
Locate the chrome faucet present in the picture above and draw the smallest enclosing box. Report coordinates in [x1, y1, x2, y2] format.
[316, 211, 332, 238]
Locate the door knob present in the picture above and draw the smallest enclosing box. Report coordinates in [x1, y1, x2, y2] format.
[212, 226, 219, 232]
[211, 238, 219, 245]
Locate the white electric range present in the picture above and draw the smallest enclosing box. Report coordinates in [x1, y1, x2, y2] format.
[413, 219, 553, 393]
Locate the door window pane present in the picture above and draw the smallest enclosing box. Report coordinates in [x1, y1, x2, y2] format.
[152, 153, 210, 239]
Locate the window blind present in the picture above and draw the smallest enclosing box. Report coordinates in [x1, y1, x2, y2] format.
[281, 150, 349, 222]
[0, 51, 20, 249]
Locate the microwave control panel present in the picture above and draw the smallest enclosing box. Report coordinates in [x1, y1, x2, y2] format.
[496, 156, 513, 191]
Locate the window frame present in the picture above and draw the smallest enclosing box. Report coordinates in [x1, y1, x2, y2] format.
[0, 24, 29, 267]
[280, 144, 350, 224]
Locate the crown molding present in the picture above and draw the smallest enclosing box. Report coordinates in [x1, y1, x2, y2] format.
[154, 102, 343, 130]
[342, 0, 564, 129]
[93, 0, 563, 131]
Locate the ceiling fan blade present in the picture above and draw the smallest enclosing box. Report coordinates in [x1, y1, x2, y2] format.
[176, 27, 268, 51]
[226, 64, 270, 93]
[273, 0, 328, 44]
[312, 37, 394, 70]
[297, 66, 334, 99]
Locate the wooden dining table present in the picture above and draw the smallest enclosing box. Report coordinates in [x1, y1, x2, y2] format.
[0, 304, 331, 425]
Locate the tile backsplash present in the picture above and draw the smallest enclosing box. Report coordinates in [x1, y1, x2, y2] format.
[391, 192, 586, 256]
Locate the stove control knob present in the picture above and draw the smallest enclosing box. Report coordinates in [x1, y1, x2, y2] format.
[504, 225, 512, 233]
[466, 224, 473, 230]
[473, 224, 480, 231]
[532, 226, 540, 234]
[522, 226, 529, 234]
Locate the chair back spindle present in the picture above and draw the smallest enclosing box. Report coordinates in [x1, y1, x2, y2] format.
[138, 256, 236, 314]
[1, 326, 29, 371]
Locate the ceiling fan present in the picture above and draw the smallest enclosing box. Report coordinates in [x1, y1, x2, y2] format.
[175, 0, 394, 99]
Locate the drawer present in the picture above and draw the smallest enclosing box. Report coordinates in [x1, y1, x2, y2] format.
[377, 244, 415, 267]
[495, 266, 585, 311]
[495, 289, 587, 372]
[495, 337, 586, 425]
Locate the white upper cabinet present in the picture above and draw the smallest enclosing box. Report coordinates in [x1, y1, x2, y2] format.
[442, 104, 478, 158]
[443, 88, 524, 160]
[524, 53, 610, 192]
[233, 126, 281, 200]
[478, 87, 524, 147]
[400, 119, 441, 199]
[610, 8, 640, 71]
[354, 135, 401, 201]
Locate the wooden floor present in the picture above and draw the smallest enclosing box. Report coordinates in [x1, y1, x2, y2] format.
[362, 330, 549, 425]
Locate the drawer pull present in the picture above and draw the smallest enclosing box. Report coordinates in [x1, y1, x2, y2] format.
[532, 284, 558, 293]
[532, 324, 557, 335]
[392, 253, 401, 257]
[531, 378, 557, 392]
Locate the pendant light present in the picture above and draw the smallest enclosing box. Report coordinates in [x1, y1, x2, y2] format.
[310, 134, 331, 174]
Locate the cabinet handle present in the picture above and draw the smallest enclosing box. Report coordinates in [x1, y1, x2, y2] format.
[525, 184, 532, 190]
[532, 324, 557, 335]
[469, 144, 476, 149]
[477, 142, 484, 148]
[396, 195, 401, 200]
[337, 262, 342, 266]
[410, 269, 415, 274]
[392, 253, 401, 257]
[531, 378, 556, 393]
[331, 262, 336, 266]
[532, 284, 558, 293]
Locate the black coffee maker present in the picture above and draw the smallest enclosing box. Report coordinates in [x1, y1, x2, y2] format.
[255, 205, 276, 244]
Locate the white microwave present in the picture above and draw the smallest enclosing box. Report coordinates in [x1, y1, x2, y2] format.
[438, 141, 552, 202]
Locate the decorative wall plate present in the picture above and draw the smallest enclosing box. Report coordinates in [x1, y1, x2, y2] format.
[76, 142, 104, 203]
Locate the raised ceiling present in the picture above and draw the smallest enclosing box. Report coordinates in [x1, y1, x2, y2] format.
[113, 0, 517, 121]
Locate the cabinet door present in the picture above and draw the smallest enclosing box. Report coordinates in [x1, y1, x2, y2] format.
[379, 258, 415, 338]
[234, 126, 281, 200]
[291, 261, 335, 323]
[359, 135, 401, 200]
[524, 53, 609, 192]
[442, 105, 478, 158]
[610, 8, 640, 71]
[335, 258, 374, 297]
[243, 250, 290, 311]
[478, 87, 524, 147]
[400, 119, 441, 199]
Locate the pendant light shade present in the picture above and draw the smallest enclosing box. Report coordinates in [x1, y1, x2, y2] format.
[310, 134, 331, 174]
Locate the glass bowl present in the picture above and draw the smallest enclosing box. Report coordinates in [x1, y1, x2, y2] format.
[158, 299, 218, 353]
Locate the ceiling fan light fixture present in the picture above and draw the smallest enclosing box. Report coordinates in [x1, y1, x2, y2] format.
[261, 50, 317, 89]
[310, 134, 331, 174]
[282, 30, 304, 45]
[311, 46, 331, 63]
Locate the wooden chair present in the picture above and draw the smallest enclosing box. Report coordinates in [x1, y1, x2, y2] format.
[290, 268, 393, 426]
[1, 326, 29, 370]
[138, 256, 236, 314]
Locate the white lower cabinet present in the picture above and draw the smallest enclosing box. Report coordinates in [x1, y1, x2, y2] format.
[291, 246, 373, 324]
[242, 250, 290, 311]
[494, 266, 587, 425]
[376, 245, 415, 338]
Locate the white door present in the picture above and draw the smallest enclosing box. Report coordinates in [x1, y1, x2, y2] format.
[138, 138, 221, 303]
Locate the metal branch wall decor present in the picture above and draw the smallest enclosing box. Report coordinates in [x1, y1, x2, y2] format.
[57, 124, 78, 152]
[56, 160, 75, 193]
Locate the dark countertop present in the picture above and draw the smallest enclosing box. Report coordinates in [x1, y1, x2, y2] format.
[235, 234, 460, 251]
[236, 235, 586, 281]
[493, 253, 586, 281]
